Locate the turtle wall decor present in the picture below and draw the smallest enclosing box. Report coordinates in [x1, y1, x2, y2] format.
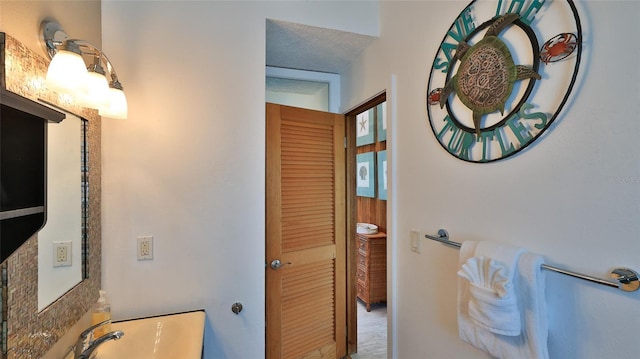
[426, 0, 582, 163]
[439, 13, 541, 135]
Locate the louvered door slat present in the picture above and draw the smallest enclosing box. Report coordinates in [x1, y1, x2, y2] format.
[282, 261, 335, 359]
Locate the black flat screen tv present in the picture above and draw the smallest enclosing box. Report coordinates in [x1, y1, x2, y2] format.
[1, 104, 46, 211]
[0, 89, 64, 262]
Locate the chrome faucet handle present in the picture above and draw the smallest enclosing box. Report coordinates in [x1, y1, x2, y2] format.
[76, 330, 124, 359]
[75, 319, 113, 358]
[78, 319, 111, 340]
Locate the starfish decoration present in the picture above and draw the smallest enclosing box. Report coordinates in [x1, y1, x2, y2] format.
[359, 118, 368, 132]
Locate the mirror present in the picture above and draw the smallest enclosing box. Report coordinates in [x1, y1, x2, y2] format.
[37, 111, 87, 311]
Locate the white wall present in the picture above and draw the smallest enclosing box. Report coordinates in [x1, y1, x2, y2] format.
[342, 1, 640, 358]
[102, 1, 640, 358]
[100, 1, 378, 358]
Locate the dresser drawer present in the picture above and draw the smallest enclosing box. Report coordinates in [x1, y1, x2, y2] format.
[357, 237, 368, 255]
[358, 253, 366, 267]
[357, 283, 368, 302]
[356, 265, 368, 285]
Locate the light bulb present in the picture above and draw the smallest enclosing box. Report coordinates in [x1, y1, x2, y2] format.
[77, 70, 110, 109]
[99, 87, 128, 119]
[45, 49, 87, 94]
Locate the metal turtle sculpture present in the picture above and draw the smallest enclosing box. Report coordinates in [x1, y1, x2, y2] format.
[439, 13, 541, 134]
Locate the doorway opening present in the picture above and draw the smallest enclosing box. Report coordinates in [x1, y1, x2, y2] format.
[266, 16, 387, 359]
[345, 93, 387, 359]
[265, 86, 389, 357]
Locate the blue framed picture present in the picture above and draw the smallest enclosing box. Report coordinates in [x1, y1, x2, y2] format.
[356, 152, 376, 198]
[377, 102, 387, 142]
[356, 109, 375, 146]
[377, 150, 387, 200]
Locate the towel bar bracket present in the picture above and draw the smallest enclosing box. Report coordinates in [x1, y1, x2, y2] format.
[425, 229, 639, 292]
[610, 268, 640, 292]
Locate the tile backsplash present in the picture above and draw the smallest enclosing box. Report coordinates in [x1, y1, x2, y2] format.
[1, 33, 102, 359]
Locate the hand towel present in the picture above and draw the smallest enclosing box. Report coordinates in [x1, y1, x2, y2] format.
[457, 241, 549, 359]
[460, 241, 524, 336]
[459, 256, 521, 335]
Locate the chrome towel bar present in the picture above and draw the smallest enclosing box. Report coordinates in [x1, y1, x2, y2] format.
[426, 229, 639, 292]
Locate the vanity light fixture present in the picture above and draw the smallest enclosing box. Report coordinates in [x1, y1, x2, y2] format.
[40, 20, 128, 119]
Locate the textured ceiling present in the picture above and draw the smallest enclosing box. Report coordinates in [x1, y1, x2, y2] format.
[266, 19, 377, 76]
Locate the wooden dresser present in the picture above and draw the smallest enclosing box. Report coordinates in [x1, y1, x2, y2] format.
[356, 232, 387, 311]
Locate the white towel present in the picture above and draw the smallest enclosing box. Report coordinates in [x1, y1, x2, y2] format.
[460, 241, 525, 336]
[457, 241, 549, 359]
[459, 256, 521, 336]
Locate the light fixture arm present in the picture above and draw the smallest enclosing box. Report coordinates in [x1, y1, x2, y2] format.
[88, 46, 124, 91]
[73, 41, 124, 91]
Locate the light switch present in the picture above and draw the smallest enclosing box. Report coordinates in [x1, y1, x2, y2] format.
[410, 229, 421, 254]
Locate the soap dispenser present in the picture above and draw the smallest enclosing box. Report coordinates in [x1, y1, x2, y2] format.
[91, 290, 111, 337]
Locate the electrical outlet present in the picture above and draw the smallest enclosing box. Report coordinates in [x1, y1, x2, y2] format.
[410, 230, 421, 254]
[137, 236, 153, 260]
[53, 241, 72, 267]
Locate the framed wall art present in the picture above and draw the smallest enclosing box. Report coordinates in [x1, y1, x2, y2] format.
[356, 109, 375, 146]
[377, 150, 387, 200]
[377, 102, 387, 142]
[356, 152, 376, 198]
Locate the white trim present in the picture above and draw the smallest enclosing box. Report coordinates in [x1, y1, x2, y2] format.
[266, 66, 340, 113]
[388, 74, 397, 359]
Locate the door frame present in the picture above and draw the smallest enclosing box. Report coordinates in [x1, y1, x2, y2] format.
[344, 92, 387, 356]
[266, 66, 341, 113]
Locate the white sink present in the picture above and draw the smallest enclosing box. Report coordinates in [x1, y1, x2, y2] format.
[93, 310, 205, 359]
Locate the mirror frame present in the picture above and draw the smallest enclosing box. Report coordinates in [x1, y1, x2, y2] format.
[1, 32, 101, 358]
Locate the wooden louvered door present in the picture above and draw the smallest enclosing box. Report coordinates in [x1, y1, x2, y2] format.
[266, 103, 346, 359]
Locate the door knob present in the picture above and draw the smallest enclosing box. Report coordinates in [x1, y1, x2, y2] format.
[270, 259, 290, 270]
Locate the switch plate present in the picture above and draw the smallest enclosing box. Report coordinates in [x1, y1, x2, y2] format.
[53, 241, 72, 267]
[137, 236, 153, 260]
[410, 229, 421, 254]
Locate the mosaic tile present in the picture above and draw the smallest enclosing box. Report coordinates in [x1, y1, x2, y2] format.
[1, 33, 102, 359]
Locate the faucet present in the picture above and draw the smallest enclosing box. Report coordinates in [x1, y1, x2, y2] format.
[74, 319, 124, 359]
